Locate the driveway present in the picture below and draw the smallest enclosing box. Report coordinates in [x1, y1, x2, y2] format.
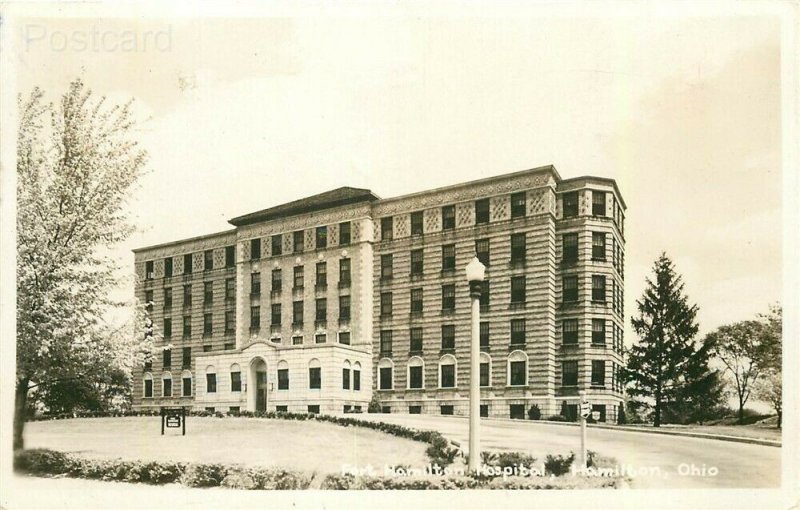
[350, 414, 781, 488]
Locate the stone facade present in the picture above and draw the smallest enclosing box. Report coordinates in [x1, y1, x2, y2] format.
[132, 166, 626, 422]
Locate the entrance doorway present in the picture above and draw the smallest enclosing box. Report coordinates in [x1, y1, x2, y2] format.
[249, 358, 268, 412]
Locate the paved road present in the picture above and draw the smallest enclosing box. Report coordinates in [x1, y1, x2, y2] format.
[350, 414, 781, 488]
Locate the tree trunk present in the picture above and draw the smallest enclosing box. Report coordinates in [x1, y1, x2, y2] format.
[737, 396, 745, 424]
[14, 379, 29, 451]
[777, 410, 782, 429]
[654, 399, 661, 427]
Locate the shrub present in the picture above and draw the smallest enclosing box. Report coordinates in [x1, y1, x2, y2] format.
[14, 449, 69, 474]
[544, 453, 575, 476]
[493, 451, 537, 470]
[179, 463, 229, 487]
[221, 469, 258, 490]
[249, 467, 313, 490]
[617, 407, 626, 424]
[527, 405, 541, 420]
[367, 394, 382, 414]
[545, 415, 567, 422]
[140, 460, 184, 484]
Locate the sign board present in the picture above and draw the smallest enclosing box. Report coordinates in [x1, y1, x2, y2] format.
[166, 415, 181, 428]
[591, 411, 601, 421]
[580, 402, 592, 419]
[160, 407, 186, 436]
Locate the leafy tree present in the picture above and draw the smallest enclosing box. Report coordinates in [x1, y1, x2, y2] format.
[706, 320, 768, 424]
[754, 369, 782, 428]
[754, 305, 782, 427]
[622, 253, 712, 427]
[15, 79, 147, 449]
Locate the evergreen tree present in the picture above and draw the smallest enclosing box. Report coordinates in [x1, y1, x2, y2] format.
[622, 253, 711, 427]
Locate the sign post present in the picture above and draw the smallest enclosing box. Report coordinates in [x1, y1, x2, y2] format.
[578, 391, 590, 471]
[160, 407, 186, 436]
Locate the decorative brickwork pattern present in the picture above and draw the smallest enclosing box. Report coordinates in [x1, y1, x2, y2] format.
[328, 224, 339, 246]
[490, 196, 510, 222]
[305, 229, 315, 251]
[174, 256, 184, 275]
[528, 189, 547, 215]
[153, 259, 165, 279]
[284, 233, 293, 254]
[135, 262, 145, 281]
[192, 253, 204, 272]
[424, 208, 441, 233]
[547, 188, 556, 215]
[213, 248, 225, 269]
[455, 202, 474, 227]
[394, 214, 410, 238]
[578, 190, 591, 216]
[241, 241, 251, 261]
[353, 219, 363, 242]
[372, 219, 381, 241]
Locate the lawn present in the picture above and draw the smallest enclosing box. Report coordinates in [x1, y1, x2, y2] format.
[619, 422, 781, 441]
[24, 417, 429, 474]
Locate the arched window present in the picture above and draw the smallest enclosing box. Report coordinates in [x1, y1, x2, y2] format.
[206, 365, 217, 393]
[438, 354, 457, 388]
[143, 372, 153, 398]
[378, 358, 393, 390]
[480, 352, 492, 387]
[277, 360, 289, 390]
[181, 370, 192, 397]
[230, 363, 242, 392]
[342, 360, 352, 390]
[407, 356, 425, 389]
[353, 361, 362, 391]
[508, 350, 528, 386]
[162, 371, 173, 397]
[308, 358, 321, 389]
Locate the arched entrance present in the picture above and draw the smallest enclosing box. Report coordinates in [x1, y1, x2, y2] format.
[248, 357, 268, 412]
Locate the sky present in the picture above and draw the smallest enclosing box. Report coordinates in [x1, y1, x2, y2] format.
[10, 8, 783, 345]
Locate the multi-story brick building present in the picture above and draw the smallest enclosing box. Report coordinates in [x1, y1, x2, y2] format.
[132, 165, 626, 422]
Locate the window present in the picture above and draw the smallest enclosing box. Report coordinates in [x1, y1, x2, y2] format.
[409, 406, 422, 414]
[203, 344, 212, 352]
[353, 364, 361, 390]
[592, 275, 606, 302]
[316, 226, 328, 249]
[276, 405, 288, 412]
[293, 301, 303, 325]
[315, 333, 326, 344]
[224, 310, 234, 333]
[592, 360, 606, 386]
[510, 404, 525, 420]
[440, 357, 456, 388]
[182, 372, 192, 396]
[203, 313, 212, 337]
[510, 319, 526, 346]
[204, 282, 213, 305]
[442, 205, 455, 230]
[592, 404, 606, 422]
[182, 346, 191, 368]
[183, 254, 193, 275]
[182, 316, 191, 338]
[480, 322, 489, 348]
[225, 278, 235, 300]
[230, 407, 240, 415]
[251, 238, 262, 260]
[206, 371, 217, 393]
[380, 292, 393, 317]
[144, 374, 153, 398]
[379, 362, 393, 390]
[592, 232, 606, 261]
[381, 217, 393, 240]
[271, 304, 281, 326]
[562, 361, 578, 386]
[342, 366, 351, 389]
[475, 238, 490, 266]
[442, 244, 456, 271]
[441, 325, 455, 350]
[309, 366, 321, 389]
[441, 405, 454, 415]
[411, 211, 424, 235]
[293, 337, 303, 347]
[480, 405, 489, 417]
[563, 276, 578, 302]
[162, 374, 172, 397]
[380, 330, 393, 355]
[293, 266, 304, 289]
[510, 276, 526, 303]
[381, 254, 393, 280]
[250, 306, 260, 330]
[475, 198, 490, 224]
[511, 192, 526, 218]
[231, 370, 242, 392]
[480, 281, 490, 310]
[163, 318, 172, 339]
[315, 298, 327, 321]
[592, 190, 606, 216]
[293, 231, 305, 253]
[339, 258, 351, 285]
[225, 245, 235, 268]
[272, 269, 282, 292]
[563, 192, 578, 218]
[316, 262, 327, 287]
[339, 222, 351, 245]
[510, 233, 526, 263]
[339, 295, 351, 320]
[408, 358, 424, 389]
[183, 286, 193, 309]
[509, 352, 527, 386]
[278, 367, 289, 390]
[339, 332, 351, 345]
[563, 233, 578, 263]
[271, 234, 282, 256]
[251, 272, 261, 295]
[562, 319, 578, 345]
[592, 319, 606, 344]
[145, 260, 154, 280]
[204, 250, 214, 271]
[441, 284, 455, 311]
[163, 348, 172, 368]
[410, 327, 423, 352]
[410, 249, 424, 276]
[164, 258, 173, 278]
[144, 358, 152, 372]
[410, 288, 423, 313]
[480, 357, 490, 387]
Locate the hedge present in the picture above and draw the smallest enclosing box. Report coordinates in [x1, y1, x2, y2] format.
[320, 473, 626, 490]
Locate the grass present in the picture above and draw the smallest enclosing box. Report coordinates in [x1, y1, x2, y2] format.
[24, 416, 429, 474]
[619, 418, 781, 442]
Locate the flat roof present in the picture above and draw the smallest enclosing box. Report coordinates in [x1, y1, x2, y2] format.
[558, 176, 627, 209]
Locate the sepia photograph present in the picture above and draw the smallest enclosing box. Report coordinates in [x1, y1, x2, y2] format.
[0, 1, 797, 509]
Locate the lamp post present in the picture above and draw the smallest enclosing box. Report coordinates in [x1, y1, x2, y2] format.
[465, 256, 486, 473]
